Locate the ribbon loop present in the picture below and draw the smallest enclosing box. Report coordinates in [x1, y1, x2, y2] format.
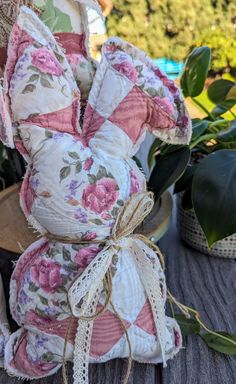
[112, 192, 154, 240]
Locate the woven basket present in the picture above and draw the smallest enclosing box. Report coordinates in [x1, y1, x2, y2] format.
[176, 193, 236, 259]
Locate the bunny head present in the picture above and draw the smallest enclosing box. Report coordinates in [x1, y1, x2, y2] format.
[0, 5, 192, 382]
[1, 6, 191, 241]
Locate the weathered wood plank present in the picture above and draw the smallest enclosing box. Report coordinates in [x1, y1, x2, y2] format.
[0, 361, 160, 384]
[0, 369, 25, 384]
[159, 201, 236, 384]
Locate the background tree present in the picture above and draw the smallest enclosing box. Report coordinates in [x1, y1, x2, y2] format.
[106, 0, 236, 74]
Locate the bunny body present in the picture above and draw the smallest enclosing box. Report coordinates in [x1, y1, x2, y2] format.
[0, 5, 191, 381]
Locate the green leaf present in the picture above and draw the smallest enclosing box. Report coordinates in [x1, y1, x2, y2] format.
[148, 147, 190, 200]
[132, 156, 143, 170]
[47, 248, 60, 257]
[226, 85, 236, 100]
[75, 161, 82, 174]
[27, 65, 40, 73]
[62, 247, 71, 261]
[27, 113, 40, 119]
[174, 165, 197, 194]
[180, 46, 211, 97]
[135, 65, 143, 74]
[61, 275, 70, 285]
[191, 119, 209, 141]
[28, 74, 39, 83]
[79, 62, 86, 69]
[88, 174, 97, 184]
[60, 300, 68, 307]
[117, 199, 124, 206]
[217, 120, 236, 142]
[22, 84, 36, 94]
[39, 295, 49, 306]
[68, 151, 79, 159]
[41, 0, 72, 33]
[192, 149, 236, 247]
[40, 77, 53, 88]
[68, 262, 78, 271]
[60, 166, 71, 182]
[57, 286, 67, 293]
[97, 165, 108, 180]
[35, 306, 47, 318]
[175, 314, 200, 336]
[42, 352, 54, 362]
[212, 100, 236, 117]
[200, 331, 236, 355]
[148, 138, 163, 169]
[90, 218, 103, 225]
[160, 144, 183, 156]
[146, 87, 158, 97]
[216, 120, 236, 148]
[28, 283, 39, 292]
[207, 79, 235, 104]
[111, 206, 119, 217]
[45, 130, 53, 139]
[54, 51, 64, 64]
[71, 244, 84, 252]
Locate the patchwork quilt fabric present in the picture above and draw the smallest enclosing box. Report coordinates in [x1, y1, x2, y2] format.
[0, 4, 192, 384]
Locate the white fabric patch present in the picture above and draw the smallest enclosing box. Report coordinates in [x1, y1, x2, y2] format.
[89, 64, 134, 118]
[89, 120, 134, 158]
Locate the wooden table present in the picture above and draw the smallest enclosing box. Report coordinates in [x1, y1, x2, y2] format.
[0, 200, 236, 384]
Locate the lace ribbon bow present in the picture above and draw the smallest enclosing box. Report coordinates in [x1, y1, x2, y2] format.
[68, 192, 167, 384]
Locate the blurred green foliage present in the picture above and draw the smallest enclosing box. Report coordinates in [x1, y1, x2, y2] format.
[107, 0, 236, 74]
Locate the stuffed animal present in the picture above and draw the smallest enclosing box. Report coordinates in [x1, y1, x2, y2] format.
[0, 4, 191, 384]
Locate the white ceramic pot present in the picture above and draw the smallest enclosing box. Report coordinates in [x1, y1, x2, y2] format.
[176, 193, 236, 258]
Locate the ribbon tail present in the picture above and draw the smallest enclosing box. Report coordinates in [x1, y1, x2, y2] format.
[68, 246, 114, 384]
[72, 282, 102, 384]
[132, 239, 167, 367]
[68, 246, 114, 317]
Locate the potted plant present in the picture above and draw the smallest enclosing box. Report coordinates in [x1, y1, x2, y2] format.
[148, 46, 236, 257]
[139, 143, 190, 242]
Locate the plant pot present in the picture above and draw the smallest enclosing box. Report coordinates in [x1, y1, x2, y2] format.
[140, 190, 173, 242]
[176, 193, 236, 258]
[0, 184, 38, 253]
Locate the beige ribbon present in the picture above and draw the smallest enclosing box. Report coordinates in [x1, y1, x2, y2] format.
[67, 192, 167, 384]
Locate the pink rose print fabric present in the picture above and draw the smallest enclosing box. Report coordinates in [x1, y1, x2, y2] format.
[82, 178, 119, 214]
[30, 259, 62, 293]
[74, 246, 101, 268]
[113, 61, 138, 83]
[130, 169, 140, 194]
[0, 5, 191, 382]
[31, 48, 64, 76]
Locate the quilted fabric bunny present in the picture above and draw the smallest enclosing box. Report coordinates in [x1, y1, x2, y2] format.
[0, 4, 192, 384]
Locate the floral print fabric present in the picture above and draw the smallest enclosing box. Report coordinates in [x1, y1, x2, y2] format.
[0, 5, 191, 381]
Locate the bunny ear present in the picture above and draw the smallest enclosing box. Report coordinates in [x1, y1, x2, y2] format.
[0, 86, 14, 148]
[102, 37, 192, 146]
[3, 6, 80, 136]
[147, 66, 192, 145]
